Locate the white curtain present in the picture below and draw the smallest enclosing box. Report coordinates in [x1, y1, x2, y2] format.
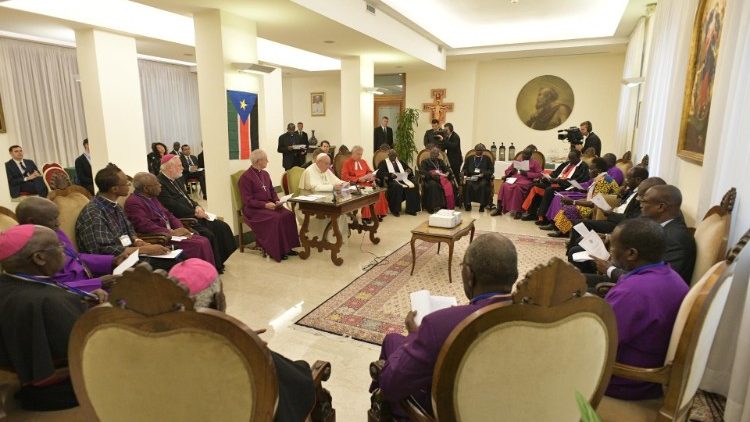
[693, 0, 750, 418]
[138, 59, 202, 152]
[0, 38, 86, 167]
[613, 17, 646, 156]
[634, 0, 699, 178]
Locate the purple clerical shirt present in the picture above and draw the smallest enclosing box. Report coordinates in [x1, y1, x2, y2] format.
[605, 262, 688, 400]
[55, 229, 114, 292]
[607, 166, 624, 186]
[377, 295, 512, 417]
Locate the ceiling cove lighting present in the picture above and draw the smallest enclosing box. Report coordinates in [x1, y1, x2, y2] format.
[380, 0, 629, 49]
[0, 0, 341, 72]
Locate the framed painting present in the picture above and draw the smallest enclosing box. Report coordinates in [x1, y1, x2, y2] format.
[516, 75, 574, 131]
[677, 0, 726, 164]
[0, 95, 6, 134]
[311, 92, 325, 117]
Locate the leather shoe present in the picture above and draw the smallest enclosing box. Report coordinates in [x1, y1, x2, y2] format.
[490, 209, 502, 216]
[539, 224, 556, 231]
[377, 216, 384, 222]
[287, 250, 299, 256]
[479, 206, 485, 213]
[548, 231, 567, 238]
[464, 205, 471, 212]
[281, 255, 289, 260]
[535, 219, 549, 226]
[513, 212, 522, 219]
[521, 213, 536, 221]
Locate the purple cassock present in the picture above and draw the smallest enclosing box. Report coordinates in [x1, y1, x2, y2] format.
[497, 160, 542, 213]
[123, 192, 216, 267]
[238, 167, 300, 262]
[605, 262, 688, 400]
[55, 229, 113, 293]
[607, 166, 625, 186]
[373, 295, 511, 420]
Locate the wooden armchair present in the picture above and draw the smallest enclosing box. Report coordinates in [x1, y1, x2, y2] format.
[42, 163, 73, 191]
[48, 185, 94, 250]
[281, 166, 305, 212]
[230, 170, 264, 256]
[68, 265, 335, 421]
[597, 230, 747, 421]
[373, 149, 389, 171]
[369, 258, 617, 422]
[615, 151, 633, 175]
[416, 148, 454, 209]
[333, 151, 351, 178]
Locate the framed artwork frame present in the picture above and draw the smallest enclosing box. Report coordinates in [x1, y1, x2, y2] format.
[677, 0, 726, 164]
[0, 95, 6, 134]
[311, 92, 326, 117]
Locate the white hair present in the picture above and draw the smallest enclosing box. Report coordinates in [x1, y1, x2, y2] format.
[316, 153, 330, 162]
[351, 145, 364, 154]
[159, 155, 180, 172]
[250, 149, 267, 165]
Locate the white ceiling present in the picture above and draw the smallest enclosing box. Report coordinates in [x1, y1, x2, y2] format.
[0, 0, 654, 74]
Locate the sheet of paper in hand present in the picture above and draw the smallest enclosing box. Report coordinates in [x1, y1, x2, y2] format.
[580, 232, 609, 260]
[410, 290, 458, 326]
[568, 179, 584, 190]
[113, 250, 139, 275]
[505, 177, 517, 184]
[591, 194, 612, 211]
[513, 160, 530, 171]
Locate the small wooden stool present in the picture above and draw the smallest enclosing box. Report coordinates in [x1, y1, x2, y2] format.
[409, 218, 476, 283]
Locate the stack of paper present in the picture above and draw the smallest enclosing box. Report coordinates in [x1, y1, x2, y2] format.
[513, 160, 530, 171]
[410, 290, 458, 326]
[142, 249, 184, 259]
[278, 194, 293, 205]
[395, 172, 409, 182]
[574, 223, 610, 260]
[295, 194, 326, 201]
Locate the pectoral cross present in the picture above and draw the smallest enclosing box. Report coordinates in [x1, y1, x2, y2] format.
[422, 89, 454, 125]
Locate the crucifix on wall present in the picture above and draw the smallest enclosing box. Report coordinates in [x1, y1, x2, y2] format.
[422, 89, 454, 124]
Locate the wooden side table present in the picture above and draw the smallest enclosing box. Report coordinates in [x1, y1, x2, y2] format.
[410, 218, 476, 283]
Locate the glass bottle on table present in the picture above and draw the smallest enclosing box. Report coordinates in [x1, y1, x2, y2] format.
[508, 142, 516, 160]
[499, 142, 506, 161]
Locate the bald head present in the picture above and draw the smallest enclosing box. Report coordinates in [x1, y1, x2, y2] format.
[15, 197, 60, 230]
[640, 184, 683, 222]
[462, 233, 518, 299]
[636, 177, 667, 199]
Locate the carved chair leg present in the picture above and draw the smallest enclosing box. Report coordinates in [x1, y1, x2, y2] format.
[309, 360, 335, 422]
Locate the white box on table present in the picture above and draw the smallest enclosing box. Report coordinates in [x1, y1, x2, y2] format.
[428, 209, 463, 228]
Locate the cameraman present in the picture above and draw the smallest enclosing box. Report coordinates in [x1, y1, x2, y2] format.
[423, 119, 443, 148]
[573, 121, 602, 156]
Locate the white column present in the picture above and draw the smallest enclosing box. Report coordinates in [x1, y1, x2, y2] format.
[75, 29, 147, 181]
[261, 68, 284, 179]
[340, 57, 374, 164]
[194, 10, 270, 232]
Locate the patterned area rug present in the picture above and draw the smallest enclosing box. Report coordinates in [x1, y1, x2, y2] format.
[690, 390, 726, 421]
[296, 231, 567, 345]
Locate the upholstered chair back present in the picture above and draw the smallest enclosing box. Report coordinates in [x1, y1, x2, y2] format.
[690, 188, 736, 285]
[48, 186, 92, 249]
[69, 266, 277, 421]
[431, 258, 616, 422]
[286, 166, 305, 197]
[0, 206, 18, 231]
[333, 152, 351, 177]
[373, 149, 389, 170]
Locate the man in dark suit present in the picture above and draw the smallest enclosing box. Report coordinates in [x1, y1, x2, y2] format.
[157, 155, 236, 272]
[74, 138, 94, 194]
[296, 122, 309, 146]
[437, 122, 462, 178]
[522, 149, 590, 223]
[586, 185, 697, 286]
[277, 123, 307, 170]
[179, 144, 206, 200]
[579, 121, 602, 156]
[423, 119, 443, 147]
[5, 145, 48, 198]
[461, 144, 494, 212]
[169, 141, 181, 156]
[373, 116, 394, 151]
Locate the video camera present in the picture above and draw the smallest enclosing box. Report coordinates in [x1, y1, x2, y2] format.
[557, 127, 583, 144]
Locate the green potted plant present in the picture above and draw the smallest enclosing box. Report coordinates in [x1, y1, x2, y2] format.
[576, 391, 602, 422]
[394, 108, 420, 165]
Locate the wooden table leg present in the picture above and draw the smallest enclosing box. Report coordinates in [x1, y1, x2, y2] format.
[329, 214, 344, 266]
[470, 223, 475, 242]
[448, 240, 455, 283]
[299, 211, 312, 259]
[368, 203, 381, 244]
[437, 242, 441, 254]
[410, 236, 417, 276]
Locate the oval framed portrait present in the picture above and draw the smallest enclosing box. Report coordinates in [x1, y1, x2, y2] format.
[516, 75, 574, 131]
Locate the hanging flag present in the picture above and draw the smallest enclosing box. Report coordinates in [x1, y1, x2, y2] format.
[226, 90, 259, 160]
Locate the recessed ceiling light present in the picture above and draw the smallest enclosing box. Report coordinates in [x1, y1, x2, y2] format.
[324, 40, 335, 44]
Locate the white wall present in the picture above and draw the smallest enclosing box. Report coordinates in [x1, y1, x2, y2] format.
[473, 53, 625, 160]
[283, 73, 341, 145]
[674, 159, 703, 226]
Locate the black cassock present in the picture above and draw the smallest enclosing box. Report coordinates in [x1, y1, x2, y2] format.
[461, 154, 495, 208]
[0, 274, 86, 410]
[419, 158, 457, 213]
[376, 159, 421, 215]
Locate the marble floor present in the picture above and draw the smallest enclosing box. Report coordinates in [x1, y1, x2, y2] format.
[222, 208, 549, 421]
